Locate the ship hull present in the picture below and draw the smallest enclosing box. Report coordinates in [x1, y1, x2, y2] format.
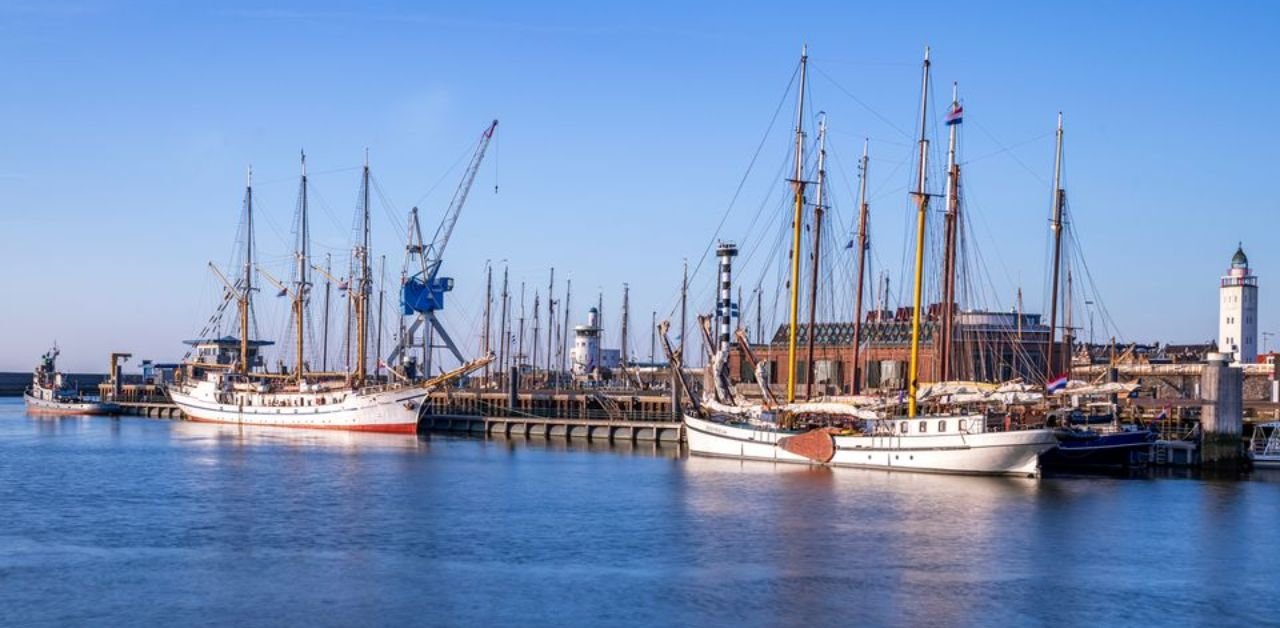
[685, 415, 1057, 477]
[24, 393, 120, 416]
[168, 386, 428, 434]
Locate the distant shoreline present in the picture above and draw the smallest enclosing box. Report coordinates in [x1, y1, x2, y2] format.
[0, 372, 107, 397]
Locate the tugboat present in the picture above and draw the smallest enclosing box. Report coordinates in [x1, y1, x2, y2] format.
[24, 346, 120, 415]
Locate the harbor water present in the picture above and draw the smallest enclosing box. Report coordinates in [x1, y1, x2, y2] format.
[2, 397, 1279, 626]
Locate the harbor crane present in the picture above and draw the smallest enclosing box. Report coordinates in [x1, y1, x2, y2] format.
[390, 119, 499, 378]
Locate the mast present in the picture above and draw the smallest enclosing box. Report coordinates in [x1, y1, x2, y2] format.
[240, 165, 254, 375]
[518, 281, 526, 370]
[755, 284, 762, 344]
[532, 291, 540, 374]
[483, 263, 492, 386]
[621, 283, 630, 370]
[1065, 269, 1074, 382]
[294, 152, 310, 380]
[376, 255, 386, 379]
[650, 310, 657, 364]
[851, 139, 870, 394]
[680, 259, 688, 362]
[546, 268, 555, 380]
[354, 151, 372, 386]
[940, 82, 961, 382]
[906, 47, 931, 418]
[322, 253, 332, 372]
[561, 279, 572, 375]
[786, 45, 809, 404]
[804, 112, 827, 398]
[1045, 113, 1065, 387]
[498, 265, 509, 377]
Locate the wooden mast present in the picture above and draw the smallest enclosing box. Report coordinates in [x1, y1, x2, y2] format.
[940, 82, 960, 382]
[294, 152, 309, 380]
[851, 139, 870, 394]
[240, 165, 254, 376]
[483, 263, 492, 385]
[322, 253, 332, 372]
[906, 47, 931, 418]
[785, 45, 809, 403]
[355, 151, 371, 386]
[804, 112, 827, 398]
[1045, 113, 1065, 388]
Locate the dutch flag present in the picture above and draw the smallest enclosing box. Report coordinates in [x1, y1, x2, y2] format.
[945, 103, 963, 126]
[1047, 373, 1069, 394]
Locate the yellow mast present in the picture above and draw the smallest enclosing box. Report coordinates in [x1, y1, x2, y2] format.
[785, 45, 809, 403]
[907, 47, 931, 418]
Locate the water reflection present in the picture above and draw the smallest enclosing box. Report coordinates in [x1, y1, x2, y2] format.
[167, 420, 428, 453]
[484, 433, 683, 460]
[3, 398, 1280, 625]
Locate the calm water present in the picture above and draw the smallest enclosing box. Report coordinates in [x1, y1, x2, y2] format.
[2, 397, 1279, 627]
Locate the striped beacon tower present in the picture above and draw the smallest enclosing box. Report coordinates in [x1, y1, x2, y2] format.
[716, 242, 739, 356]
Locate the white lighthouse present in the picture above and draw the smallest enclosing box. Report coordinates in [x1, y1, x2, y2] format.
[571, 307, 602, 376]
[1219, 243, 1258, 364]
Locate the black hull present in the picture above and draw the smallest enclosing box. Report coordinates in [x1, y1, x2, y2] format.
[1041, 430, 1155, 472]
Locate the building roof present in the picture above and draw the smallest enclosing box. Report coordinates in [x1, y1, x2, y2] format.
[183, 336, 275, 347]
[1232, 243, 1249, 268]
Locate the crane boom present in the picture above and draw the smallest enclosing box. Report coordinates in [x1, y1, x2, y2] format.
[392, 119, 498, 375]
[425, 119, 498, 284]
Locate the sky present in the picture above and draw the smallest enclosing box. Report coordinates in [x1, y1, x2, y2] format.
[1, 0, 1277, 372]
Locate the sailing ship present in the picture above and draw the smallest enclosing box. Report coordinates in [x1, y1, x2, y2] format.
[168, 156, 491, 433]
[676, 47, 1058, 477]
[1033, 115, 1156, 471]
[24, 345, 120, 415]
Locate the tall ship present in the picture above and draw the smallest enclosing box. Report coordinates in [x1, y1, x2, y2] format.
[670, 47, 1058, 476]
[169, 145, 492, 433]
[24, 345, 120, 415]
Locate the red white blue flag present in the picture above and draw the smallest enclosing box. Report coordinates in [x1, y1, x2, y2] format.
[1047, 373, 1069, 393]
[945, 103, 963, 125]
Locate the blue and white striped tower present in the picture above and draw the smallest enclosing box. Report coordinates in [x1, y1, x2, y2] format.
[716, 242, 739, 356]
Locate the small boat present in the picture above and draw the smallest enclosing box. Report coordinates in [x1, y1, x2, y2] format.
[1248, 421, 1280, 468]
[1040, 406, 1155, 471]
[24, 346, 120, 415]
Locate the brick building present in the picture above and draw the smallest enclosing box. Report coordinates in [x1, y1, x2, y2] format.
[733, 309, 1055, 396]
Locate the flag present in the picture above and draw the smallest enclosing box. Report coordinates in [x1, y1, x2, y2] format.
[276, 288, 288, 297]
[945, 103, 963, 126]
[844, 239, 855, 250]
[338, 280, 349, 291]
[1047, 373, 1068, 394]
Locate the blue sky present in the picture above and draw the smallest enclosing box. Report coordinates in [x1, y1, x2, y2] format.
[1, 0, 1276, 372]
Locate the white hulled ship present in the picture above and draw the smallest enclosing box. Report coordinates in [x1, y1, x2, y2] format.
[670, 47, 1057, 476]
[168, 155, 490, 434]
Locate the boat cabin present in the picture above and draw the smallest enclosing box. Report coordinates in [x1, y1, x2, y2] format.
[183, 336, 274, 374]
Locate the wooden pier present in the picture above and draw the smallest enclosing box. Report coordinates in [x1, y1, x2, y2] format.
[419, 389, 682, 443]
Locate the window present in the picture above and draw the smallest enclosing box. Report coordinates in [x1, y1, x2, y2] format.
[919, 421, 928, 433]
[900, 421, 909, 434]
[959, 419, 968, 432]
[938, 420, 947, 432]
